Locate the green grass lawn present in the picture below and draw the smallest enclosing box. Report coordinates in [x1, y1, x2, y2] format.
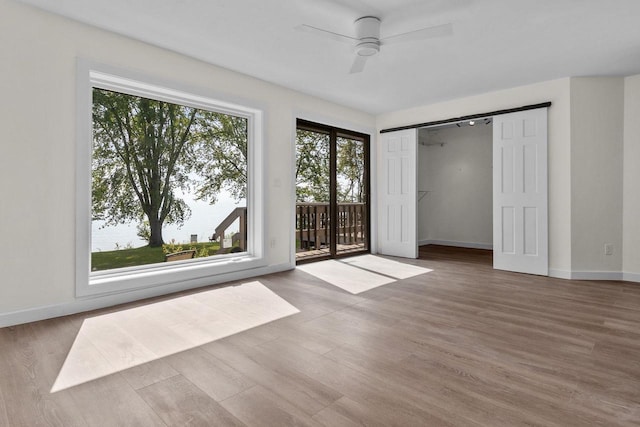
[91, 241, 221, 271]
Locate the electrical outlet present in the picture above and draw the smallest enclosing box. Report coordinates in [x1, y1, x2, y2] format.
[270, 238, 276, 248]
[604, 244, 613, 256]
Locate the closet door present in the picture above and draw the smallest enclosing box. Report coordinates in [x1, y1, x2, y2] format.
[377, 129, 418, 258]
[493, 108, 548, 275]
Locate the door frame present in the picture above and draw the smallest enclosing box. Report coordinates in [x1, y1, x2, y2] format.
[294, 119, 371, 264]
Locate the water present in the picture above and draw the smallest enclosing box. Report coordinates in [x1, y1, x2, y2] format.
[91, 190, 244, 252]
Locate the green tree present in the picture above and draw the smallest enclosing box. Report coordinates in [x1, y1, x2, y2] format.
[337, 137, 365, 202]
[92, 89, 197, 247]
[295, 130, 330, 202]
[193, 112, 248, 204]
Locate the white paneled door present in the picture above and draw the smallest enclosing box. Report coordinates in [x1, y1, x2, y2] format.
[377, 129, 418, 258]
[493, 108, 548, 275]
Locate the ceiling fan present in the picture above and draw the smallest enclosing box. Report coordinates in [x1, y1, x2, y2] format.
[296, 16, 453, 73]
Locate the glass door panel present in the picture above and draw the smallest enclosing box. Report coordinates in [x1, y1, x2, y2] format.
[295, 128, 331, 261]
[336, 136, 368, 255]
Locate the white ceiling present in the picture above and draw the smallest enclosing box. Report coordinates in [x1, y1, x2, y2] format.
[18, 0, 640, 114]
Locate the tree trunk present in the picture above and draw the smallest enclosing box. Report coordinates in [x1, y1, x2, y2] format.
[148, 216, 164, 247]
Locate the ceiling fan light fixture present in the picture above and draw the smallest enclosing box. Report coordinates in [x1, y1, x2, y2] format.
[354, 16, 381, 57]
[356, 41, 379, 56]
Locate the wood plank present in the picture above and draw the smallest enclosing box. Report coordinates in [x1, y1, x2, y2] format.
[0, 373, 9, 427]
[252, 338, 471, 426]
[67, 372, 165, 426]
[120, 359, 179, 391]
[568, 384, 640, 425]
[138, 375, 245, 426]
[220, 385, 321, 427]
[312, 396, 385, 427]
[0, 320, 87, 426]
[164, 347, 255, 402]
[204, 340, 342, 416]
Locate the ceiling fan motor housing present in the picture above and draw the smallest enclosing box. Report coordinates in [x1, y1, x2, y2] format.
[355, 16, 380, 56]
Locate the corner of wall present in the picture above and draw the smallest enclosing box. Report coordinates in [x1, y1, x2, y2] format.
[623, 74, 640, 277]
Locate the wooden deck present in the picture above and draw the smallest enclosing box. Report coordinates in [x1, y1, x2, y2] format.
[295, 243, 366, 261]
[296, 202, 367, 260]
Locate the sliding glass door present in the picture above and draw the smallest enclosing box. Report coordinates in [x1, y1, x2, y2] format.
[295, 119, 369, 263]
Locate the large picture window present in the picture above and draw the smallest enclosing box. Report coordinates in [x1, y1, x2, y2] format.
[91, 88, 248, 271]
[76, 62, 264, 296]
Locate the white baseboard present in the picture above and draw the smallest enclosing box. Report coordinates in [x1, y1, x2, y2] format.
[419, 239, 493, 250]
[0, 262, 293, 328]
[569, 271, 624, 281]
[550, 269, 639, 283]
[548, 269, 572, 280]
[623, 272, 640, 283]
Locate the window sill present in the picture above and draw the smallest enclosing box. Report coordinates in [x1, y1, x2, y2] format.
[79, 254, 266, 297]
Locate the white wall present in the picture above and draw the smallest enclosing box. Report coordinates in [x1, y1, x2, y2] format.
[2, 1, 637, 325]
[378, 79, 573, 275]
[417, 125, 493, 247]
[623, 74, 640, 280]
[570, 78, 624, 274]
[0, 0, 375, 322]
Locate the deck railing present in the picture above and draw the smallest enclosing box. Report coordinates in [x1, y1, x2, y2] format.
[209, 207, 247, 252]
[210, 202, 366, 255]
[296, 202, 366, 251]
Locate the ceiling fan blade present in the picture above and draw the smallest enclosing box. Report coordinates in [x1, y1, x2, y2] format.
[295, 24, 355, 44]
[349, 55, 368, 74]
[381, 22, 453, 45]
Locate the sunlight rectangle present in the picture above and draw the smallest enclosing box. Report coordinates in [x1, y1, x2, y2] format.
[297, 260, 395, 294]
[51, 281, 299, 393]
[341, 254, 432, 279]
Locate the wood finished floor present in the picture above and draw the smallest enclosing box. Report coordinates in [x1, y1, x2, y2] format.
[1, 245, 640, 426]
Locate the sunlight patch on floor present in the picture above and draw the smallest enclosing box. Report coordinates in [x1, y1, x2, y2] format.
[297, 259, 396, 294]
[51, 281, 299, 393]
[297, 255, 432, 294]
[341, 254, 432, 279]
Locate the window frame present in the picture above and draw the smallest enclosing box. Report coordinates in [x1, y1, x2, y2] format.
[76, 60, 265, 297]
